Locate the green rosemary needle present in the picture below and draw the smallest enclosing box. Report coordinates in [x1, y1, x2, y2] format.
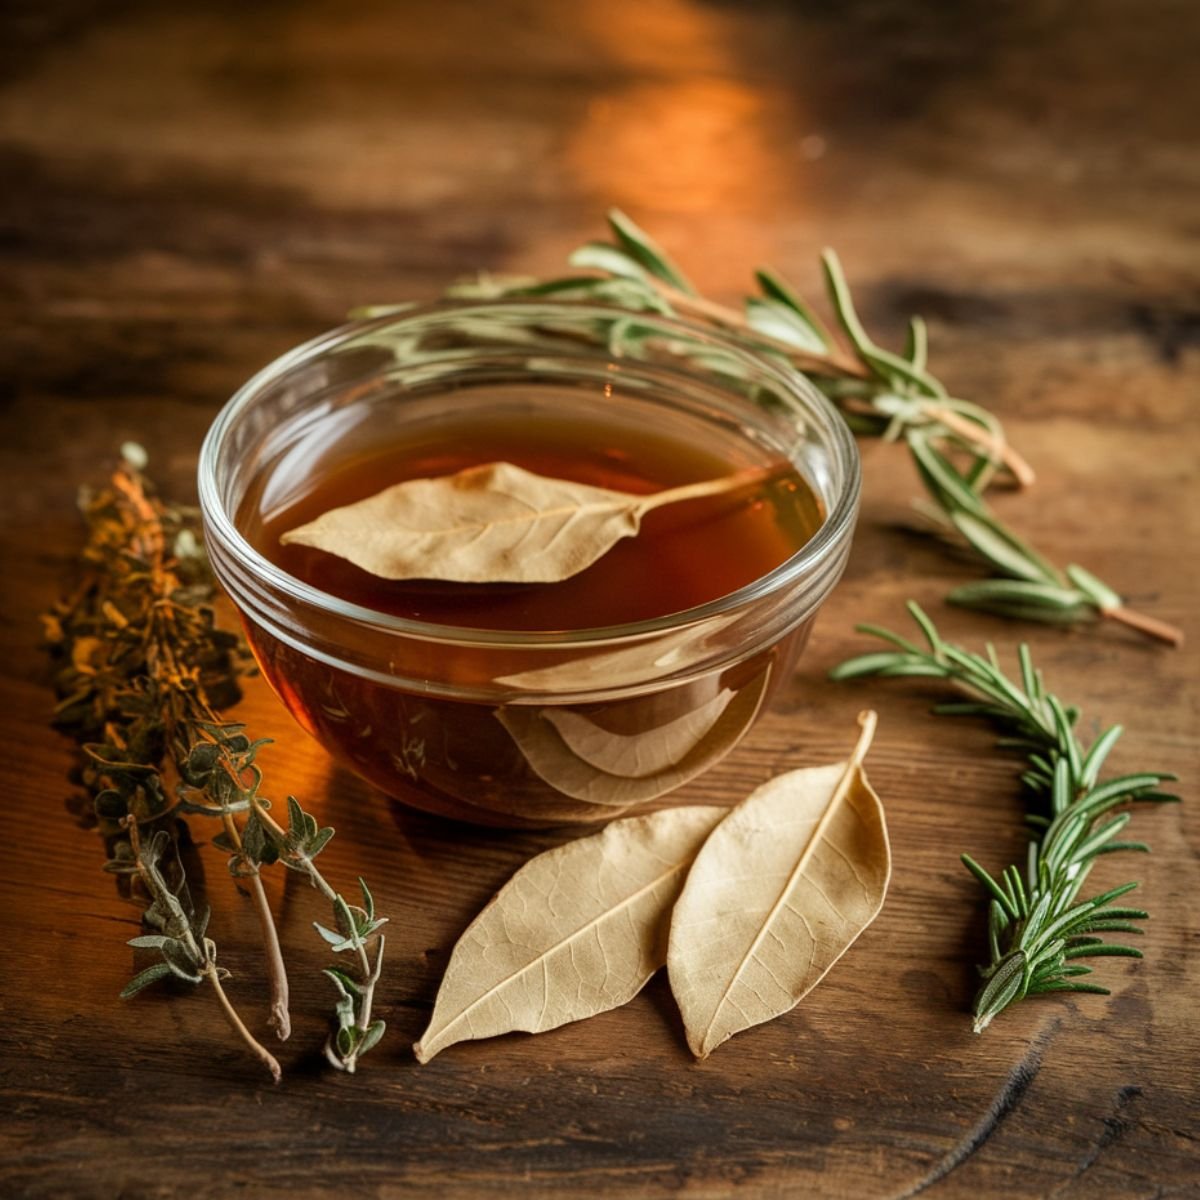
[907, 432, 1183, 646]
[832, 602, 1180, 1030]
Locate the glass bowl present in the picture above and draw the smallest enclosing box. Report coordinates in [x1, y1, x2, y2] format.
[198, 300, 860, 827]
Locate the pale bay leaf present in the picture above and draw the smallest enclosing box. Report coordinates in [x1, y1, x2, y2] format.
[667, 710, 890, 1059]
[280, 460, 772, 585]
[493, 610, 741, 694]
[413, 805, 728, 1062]
[495, 664, 770, 807]
[544, 685, 735, 778]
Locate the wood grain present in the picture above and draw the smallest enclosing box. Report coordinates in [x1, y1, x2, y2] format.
[1, 1, 1197, 1196]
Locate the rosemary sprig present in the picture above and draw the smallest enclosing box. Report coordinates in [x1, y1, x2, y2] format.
[44, 446, 387, 1076]
[907, 432, 1183, 645]
[423, 210, 1181, 646]
[438, 209, 1033, 483]
[832, 602, 1180, 1030]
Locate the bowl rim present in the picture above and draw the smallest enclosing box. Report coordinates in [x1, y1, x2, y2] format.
[198, 297, 861, 649]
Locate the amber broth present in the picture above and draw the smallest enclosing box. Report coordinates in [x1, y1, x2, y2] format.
[249, 410, 823, 631]
[235, 398, 826, 826]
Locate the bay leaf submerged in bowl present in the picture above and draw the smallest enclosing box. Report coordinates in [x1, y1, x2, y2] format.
[198, 300, 860, 827]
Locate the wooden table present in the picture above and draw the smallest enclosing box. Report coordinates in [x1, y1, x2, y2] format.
[2, 2, 1196, 1196]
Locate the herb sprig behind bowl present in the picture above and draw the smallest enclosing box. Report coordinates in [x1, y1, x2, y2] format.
[368, 210, 1180, 648]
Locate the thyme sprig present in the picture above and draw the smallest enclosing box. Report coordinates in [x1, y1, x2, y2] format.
[248, 796, 389, 1073]
[832, 603, 1180, 1030]
[180, 724, 389, 1073]
[45, 446, 387, 1077]
[118, 821, 282, 1082]
[426, 210, 1181, 646]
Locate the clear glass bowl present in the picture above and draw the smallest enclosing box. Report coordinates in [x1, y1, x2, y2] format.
[199, 300, 861, 827]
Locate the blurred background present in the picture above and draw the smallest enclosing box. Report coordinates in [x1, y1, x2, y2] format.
[2, 1, 1196, 469]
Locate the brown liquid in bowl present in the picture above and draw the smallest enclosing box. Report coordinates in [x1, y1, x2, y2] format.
[236, 406, 824, 826]
[254, 410, 823, 631]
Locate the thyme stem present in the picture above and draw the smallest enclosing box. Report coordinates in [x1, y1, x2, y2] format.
[203, 962, 282, 1084]
[207, 741, 290, 1040]
[251, 797, 387, 1073]
[125, 816, 281, 1081]
[242, 856, 291, 1040]
[123, 456, 293, 1039]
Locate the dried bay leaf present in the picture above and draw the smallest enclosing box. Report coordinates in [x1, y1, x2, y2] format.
[493, 609, 741, 694]
[495, 664, 770, 808]
[280, 460, 774, 585]
[544, 686, 735, 778]
[667, 710, 890, 1059]
[413, 805, 727, 1062]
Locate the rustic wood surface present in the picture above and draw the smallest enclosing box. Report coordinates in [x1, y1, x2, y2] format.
[1, 2, 1197, 1196]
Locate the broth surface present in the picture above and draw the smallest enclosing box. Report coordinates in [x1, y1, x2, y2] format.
[248, 408, 823, 631]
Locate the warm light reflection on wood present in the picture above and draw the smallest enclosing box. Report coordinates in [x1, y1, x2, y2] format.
[569, 77, 782, 215]
[566, 0, 800, 273]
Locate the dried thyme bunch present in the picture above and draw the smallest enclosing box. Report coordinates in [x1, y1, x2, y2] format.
[833, 603, 1180, 1030]
[411, 210, 1180, 647]
[44, 445, 387, 1078]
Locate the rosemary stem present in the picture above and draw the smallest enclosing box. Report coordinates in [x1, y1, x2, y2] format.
[921, 404, 1037, 488]
[652, 279, 869, 379]
[202, 963, 282, 1084]
[833, 605, 1178, 1028]
[1102, 604, 1184, 648]
[652, 281, 1037, 489]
